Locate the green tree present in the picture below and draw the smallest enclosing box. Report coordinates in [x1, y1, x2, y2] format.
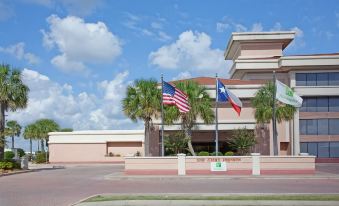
[0, 64, 29, 159]
[251, 82, 296, 155]
[59, 128, 73, 132]
[122, 79, 161, 156]
[164, 81, 214, 156]
[23, 123, 39, 157]
[164, 132, 189, 155]
[35, 119, 60, 152]
[227, 128, 256, 155]
[5, 120, 21, 149]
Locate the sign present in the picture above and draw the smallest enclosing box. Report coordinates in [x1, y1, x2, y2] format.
[210, 162, 227, 171]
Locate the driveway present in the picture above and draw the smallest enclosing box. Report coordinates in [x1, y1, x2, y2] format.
[1, 163, 339, 206]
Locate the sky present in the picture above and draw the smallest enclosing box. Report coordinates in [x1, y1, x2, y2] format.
[1, 0, 338, 151]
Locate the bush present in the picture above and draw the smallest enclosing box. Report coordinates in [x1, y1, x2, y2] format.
[4, 151, 15, 159]
[35, 152, 48, 164]
[17, 148, 25, 157]
[224, 151, 234, 156]
[227, 128, 256, 155]
[0, 160, 20, 170]
[198, 151, 209, 156]
[210, 152, 223, 156]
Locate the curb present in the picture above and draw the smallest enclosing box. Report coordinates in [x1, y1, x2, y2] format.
[0, 169, 32, 177]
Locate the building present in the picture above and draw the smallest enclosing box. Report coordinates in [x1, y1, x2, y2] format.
[150, 31, 339, 159]
[49, 130, 144, 163]
[49, 31, 339, 162]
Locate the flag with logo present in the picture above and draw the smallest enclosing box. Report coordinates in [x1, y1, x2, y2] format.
[217, 79, 243, 116]
[162, 81, 190, 113]
[275, 80, 303, 107]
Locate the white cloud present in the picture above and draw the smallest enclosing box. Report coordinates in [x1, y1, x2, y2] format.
[42, 15, 122, 72]
[251, 23, 263, 32]
[0, 42, 40, 64]
[172, 71, 192, 81]
[270, 23, 305, 49]
[149, 30, 229, 76]
[9, 69, 138, 130]
[216, 22, 229, 32]
[123, 13, 172, 42]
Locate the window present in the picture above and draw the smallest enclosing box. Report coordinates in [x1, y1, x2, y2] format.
[318, 142, 329, 158]
[296, 72, 339, 86]
[300, 98, 307, 112]
[307, 97, 317, 112]
[301, 142, 339, 158]
[307, 119, 317, 135]
[300, 119, 339, 135]
[296, 73, 306, 86]
[317, 119, 328, 135]
[317, 73, 329, 86]
[329, 119, 339, 135]
[329, 97, 339, 112]
[308, 143, 318, 156]
[329, 72, 339, 85]
[317, 97, 328, 112]
[306, 73, 317, 86]
[330, 142, 339, 158]
[300, 120, 307, 135]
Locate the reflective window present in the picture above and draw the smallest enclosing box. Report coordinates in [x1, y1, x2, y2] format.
[296, 73, 306, 86]
[307, 97, 317, 112]
[307, 119, 317, 135]
[317, 73, 329, 86]
[330, 142, 339, 158]
[318, 142, 329, 158]
[307, 73, 317, 86]
[300, 120, 307, 135]
[329, 72, 339, 85]
[329, 97, 339, 112]
[317, 97, 328, 112]
[308, 143, 318, 156]
[329, 119, 339, 135]
[300, 143, 308, 153]
[300, 98, 307, 112]
[317, 119, 329, 135]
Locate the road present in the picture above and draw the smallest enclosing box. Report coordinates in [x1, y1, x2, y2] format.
[0, 164, 339, 206]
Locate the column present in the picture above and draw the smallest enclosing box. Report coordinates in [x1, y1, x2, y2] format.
[251, 153, 260, 176]
[293, 110, 300, 155]
[177, 153, 186, 176]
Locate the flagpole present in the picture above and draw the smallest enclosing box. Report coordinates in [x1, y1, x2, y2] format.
[272, 71, 278, 156]
[161, 74, 165, 157]
[215, 73, 219, 156]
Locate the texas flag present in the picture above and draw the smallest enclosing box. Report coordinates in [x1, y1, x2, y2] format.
[217, 79, 243, 116]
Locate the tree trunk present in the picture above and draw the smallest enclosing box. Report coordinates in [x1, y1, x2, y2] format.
[30, 138, 32, 155]
[144, 121, 150, 156]
[11, 136, 14, 149]
[184, 127, 196, 156]
[41, 139, 45, 152]
[0, 102, 5, 160]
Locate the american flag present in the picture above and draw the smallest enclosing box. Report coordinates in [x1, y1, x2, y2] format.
[162, 81, 190, 113]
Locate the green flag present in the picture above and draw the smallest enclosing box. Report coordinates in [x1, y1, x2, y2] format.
[276, 80, 303, 107]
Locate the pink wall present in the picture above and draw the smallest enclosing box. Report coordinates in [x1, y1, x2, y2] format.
[107, 142, 143, 156]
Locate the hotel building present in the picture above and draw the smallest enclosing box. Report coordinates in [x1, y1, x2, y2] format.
[49, 31, 339, 163]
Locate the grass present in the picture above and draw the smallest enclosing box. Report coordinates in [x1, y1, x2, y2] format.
[84, 194, 339, 202]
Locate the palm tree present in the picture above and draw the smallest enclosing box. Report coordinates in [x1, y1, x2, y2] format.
[0, 64, 29, 159]
[35, 119, 60, 152]
[5, 120, 22, 149]
[252, 82, 296, 155]
[60, 128, 73, 132]
[164, 81, 215, 156]
[23, 123, 38, 157]
[122, 79, 161, 156]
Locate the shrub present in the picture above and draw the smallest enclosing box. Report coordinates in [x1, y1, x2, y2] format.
[35, 152, 48, 164]
[108, 152, 114, 157]
[224, 151, 234, 156]
[198, 151, 209, 156]
[227, 128, 256, 155]
[115, 154, 121, 157]
[210, 152, 223, 156]
[135, 151, 141, 156]
[164, 132, 189, 156]
[4, 151, 15, 159]
[0, 160, 20, 170]
[17, 148, 25, 157]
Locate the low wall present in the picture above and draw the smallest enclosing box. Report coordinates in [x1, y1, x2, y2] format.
[124, 154, 315, 176]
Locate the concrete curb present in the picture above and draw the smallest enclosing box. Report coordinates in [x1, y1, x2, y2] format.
[0, 169, 32, 177]
[76, 200, 339, 206]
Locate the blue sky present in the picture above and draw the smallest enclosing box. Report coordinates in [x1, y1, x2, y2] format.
[0, 0, 338, 151]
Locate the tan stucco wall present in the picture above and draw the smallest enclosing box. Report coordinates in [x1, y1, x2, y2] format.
[107, 142, 144, 156]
